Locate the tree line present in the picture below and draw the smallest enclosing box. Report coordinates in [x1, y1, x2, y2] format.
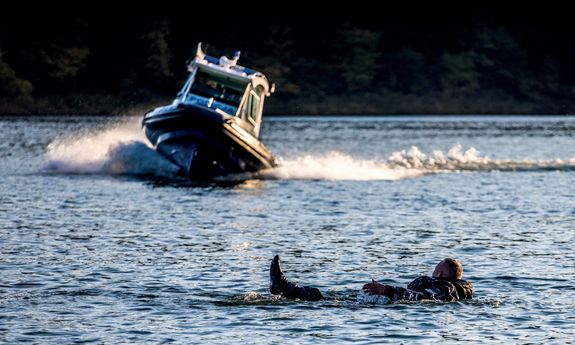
[1, 14, 574, 115]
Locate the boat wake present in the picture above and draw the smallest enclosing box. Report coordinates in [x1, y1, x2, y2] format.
[257, 151, 424, 181]
[258, 145, 575, 181]
[43, 119, 575, 181]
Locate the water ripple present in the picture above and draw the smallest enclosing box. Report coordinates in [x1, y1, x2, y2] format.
[1, 116, 575, 343]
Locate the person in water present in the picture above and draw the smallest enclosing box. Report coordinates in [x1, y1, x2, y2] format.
[269, 255, 473, 302]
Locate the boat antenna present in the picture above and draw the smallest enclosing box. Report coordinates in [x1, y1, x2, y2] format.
[196, 42, 206, 61]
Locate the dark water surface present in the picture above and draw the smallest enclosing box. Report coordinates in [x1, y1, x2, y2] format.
[1, 115, 575, 343]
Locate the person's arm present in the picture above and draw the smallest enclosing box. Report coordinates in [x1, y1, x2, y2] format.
[362, 279, 427, 302]
[362, 279, 388, 295]
[363, 277, 459, 302]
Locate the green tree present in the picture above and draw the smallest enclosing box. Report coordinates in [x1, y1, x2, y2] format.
[471, 25, 534, 98]
[439, 51, 479, 95]
[387, 47, 430, 94]
[256, 24, 300, 98]
[0, 50, 33, 98]
[136, 19, 173, 90]
[3, 16, 90, 93]
[39, 44, 89, 82]
[336, 25, 382, 92]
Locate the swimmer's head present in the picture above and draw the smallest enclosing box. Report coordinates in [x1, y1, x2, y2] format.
[432, 258, 463, 280]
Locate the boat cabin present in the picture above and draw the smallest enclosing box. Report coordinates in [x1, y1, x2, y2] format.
[176, 44, 273, 138]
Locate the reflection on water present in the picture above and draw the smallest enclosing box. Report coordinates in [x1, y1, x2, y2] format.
[1, 115, 575, 343]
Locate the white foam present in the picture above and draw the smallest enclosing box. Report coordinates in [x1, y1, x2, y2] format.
[43, 118, 179, 177]
[386, 144, 489, 170]
[242, 291, 264, 302]
[257, 152, 423, 181]
[258, 145, 575, 181]
[357, 289, 392, 305]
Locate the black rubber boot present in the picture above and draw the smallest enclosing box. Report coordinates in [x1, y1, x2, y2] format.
[269, 255, 324, 301]
[270, 255, 288, 295]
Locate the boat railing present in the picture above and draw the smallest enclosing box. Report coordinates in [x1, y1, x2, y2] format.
[184, 94, 238, 115]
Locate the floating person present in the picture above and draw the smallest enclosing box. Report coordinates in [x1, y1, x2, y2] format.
[269, 255, 474, 303]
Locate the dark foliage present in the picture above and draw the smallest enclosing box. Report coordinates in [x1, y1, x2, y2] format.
[1, 11, 574, 114]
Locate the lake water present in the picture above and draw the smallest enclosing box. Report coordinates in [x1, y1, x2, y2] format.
[1, 115, 574, 343]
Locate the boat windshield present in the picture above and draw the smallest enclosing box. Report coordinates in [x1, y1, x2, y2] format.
[189, 70, 245, 107]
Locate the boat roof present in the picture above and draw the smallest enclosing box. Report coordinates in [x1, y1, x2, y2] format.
[189, 43, 271, 94]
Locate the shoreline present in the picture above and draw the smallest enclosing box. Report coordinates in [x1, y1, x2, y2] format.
[1, 92, 573, 116]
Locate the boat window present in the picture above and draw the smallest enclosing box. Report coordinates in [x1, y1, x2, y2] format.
[249, 89, 260, 123]
[241, 90, 253, 120]
[189, 71, 244, 107]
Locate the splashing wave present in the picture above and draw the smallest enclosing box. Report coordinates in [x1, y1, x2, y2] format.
[43, 119, 179, 177]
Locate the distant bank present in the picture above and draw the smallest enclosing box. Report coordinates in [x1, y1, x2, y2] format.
[0, 91, 573, 116]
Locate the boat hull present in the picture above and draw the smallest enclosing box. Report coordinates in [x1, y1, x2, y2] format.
[142, 103, 277, 180]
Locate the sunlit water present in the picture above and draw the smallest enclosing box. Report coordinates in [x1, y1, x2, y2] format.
[1, 115, 575, 343]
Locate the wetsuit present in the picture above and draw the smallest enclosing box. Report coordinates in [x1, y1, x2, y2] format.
[385, 276, 474, 302]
